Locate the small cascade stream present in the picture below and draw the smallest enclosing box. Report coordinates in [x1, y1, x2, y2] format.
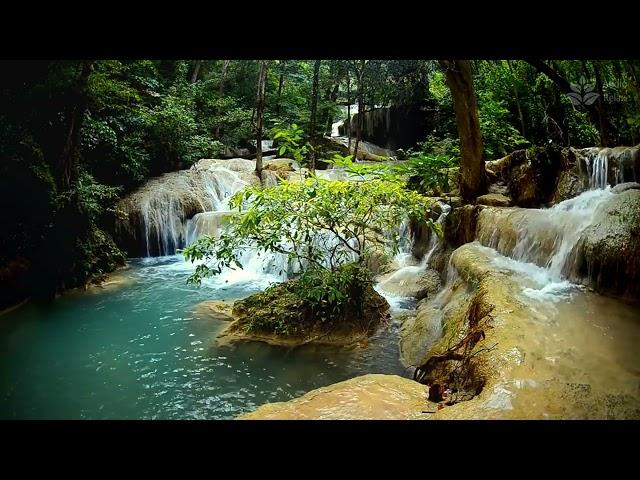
[579, 145, 639, 189]
[476, 187, 614, 298]
[401, 146, 640, 418]
[375, 203, 451, 306]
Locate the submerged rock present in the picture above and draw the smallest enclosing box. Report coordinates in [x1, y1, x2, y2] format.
[611, 182, 640, 194]
[192, 300, 236, 322]
[84, 268, 134, 293]
[238, 374, 427, 420]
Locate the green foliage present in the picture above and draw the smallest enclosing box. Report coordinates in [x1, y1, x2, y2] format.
[272, 123, 312, 166]
[74, 171, 122, 220]
[183, 176, 437, 323]
[419, 135, 460, 158]
[185, 176, 437, 277]
[394, 154, 458, 195]
[3, 58, 640, 306]
[57, 171, 126, 286]
[477, 89, 529, 159]
[75, 226, 126, 284]
[429, 70, 450, 102]
[324, 153, 397, 181]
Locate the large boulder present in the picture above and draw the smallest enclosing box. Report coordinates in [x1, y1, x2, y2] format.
[264, 158, 298, 172]
[377, 268, 441, 300]
[505, 147, 564, 207]
[477, 193, 513, 207]
[611, 182, 640, 194]
[401, 242, 640, 419]
[238, 374, 428, 420]
[486, 146, 591, 207]
[574, 189, 640, 299]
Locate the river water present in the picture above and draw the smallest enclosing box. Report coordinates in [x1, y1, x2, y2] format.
[0, 255, 413, 419]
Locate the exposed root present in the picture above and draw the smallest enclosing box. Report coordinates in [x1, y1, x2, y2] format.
[413, 290, 496, 407]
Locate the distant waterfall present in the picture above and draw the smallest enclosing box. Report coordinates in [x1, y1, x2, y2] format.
[117, 159, 256, 257]
[577, 145, 639, 190]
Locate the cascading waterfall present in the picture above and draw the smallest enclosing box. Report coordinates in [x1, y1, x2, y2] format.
[140, 194, 194, 257]
[124, 161, 254, 257]
[376, 203, 451, 302]
[331, 104, 358, 137]
[585, 152, 609, 190]
[201, 166, 250, 211]
[393, 203, 451, 270]
[472, 147, 639, 301]
[579, 145, 639, 189]
[476, 187, 614, 281]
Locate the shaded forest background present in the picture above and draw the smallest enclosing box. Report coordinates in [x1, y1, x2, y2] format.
[1, 59, 639, 305]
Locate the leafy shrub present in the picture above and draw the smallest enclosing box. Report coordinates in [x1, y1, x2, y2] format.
[272, 123, 312, 166]
[394, 154, 458, 195]
[183, 176, 438, 325]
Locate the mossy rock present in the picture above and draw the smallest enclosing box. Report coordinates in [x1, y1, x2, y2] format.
[219, 279, 390, 347]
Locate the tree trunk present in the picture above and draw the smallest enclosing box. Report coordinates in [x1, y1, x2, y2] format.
[354, 70, 364, 161]
[309, 59, 321, 172]
[58, 60, 93, 191]
[190, 60, 202, 83]
[507, 60, 526, 138]
[354, 90, 363, 161]
[255, 60, 268, 182]
[526, 59, 571, 92]
[440, 60, 486, 202]
[592, 62, 610, 147]
[347, 74, 352, 149]
[325, 81, 339, 135]
[215, 60, 231, 139]
[276, 60, 286, 116]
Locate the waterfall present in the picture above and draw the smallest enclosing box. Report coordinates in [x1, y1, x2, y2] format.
[376, 202, 451, 301]
[587, 152, 608, 189]
[477, 188, 614, 281]
[331, 104, 358, 137]
[201, 166, 250, 211]
[117, 159, 258, 257]
[577, 145, 639, 190]
[394, 202, 451, 270]
[475, 146, 640, 284]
